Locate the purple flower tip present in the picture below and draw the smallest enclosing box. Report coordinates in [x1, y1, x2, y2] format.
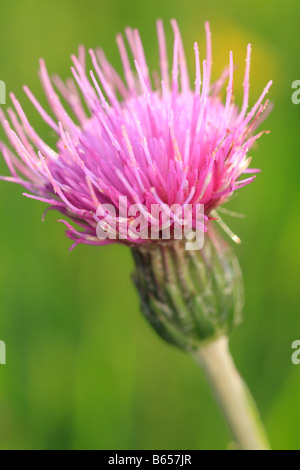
[0, 20, 272, 249]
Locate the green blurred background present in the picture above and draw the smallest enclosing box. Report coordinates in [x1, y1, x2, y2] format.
[0, 0, 299, 450]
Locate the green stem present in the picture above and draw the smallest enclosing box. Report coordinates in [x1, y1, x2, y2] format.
[191, 336, 270, 450]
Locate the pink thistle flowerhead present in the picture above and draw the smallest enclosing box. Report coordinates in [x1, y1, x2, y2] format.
[0, 20, 272, 250]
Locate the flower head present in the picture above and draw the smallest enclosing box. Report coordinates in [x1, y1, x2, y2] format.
[0, 20, 272, 249]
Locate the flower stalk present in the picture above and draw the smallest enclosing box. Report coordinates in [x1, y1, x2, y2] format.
[192, 336, 270, 450]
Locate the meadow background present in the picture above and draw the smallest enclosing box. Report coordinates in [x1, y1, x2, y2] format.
[0, 0, 299, 450]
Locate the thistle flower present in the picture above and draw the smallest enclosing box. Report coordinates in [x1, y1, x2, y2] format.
[0, 20, 272, 450]
[0, 20, 271, 249]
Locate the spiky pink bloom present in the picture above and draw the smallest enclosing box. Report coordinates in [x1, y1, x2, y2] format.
[0, 20, 272, 249]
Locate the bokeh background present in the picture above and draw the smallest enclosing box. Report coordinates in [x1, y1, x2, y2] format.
[0, 0, 299, 450]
